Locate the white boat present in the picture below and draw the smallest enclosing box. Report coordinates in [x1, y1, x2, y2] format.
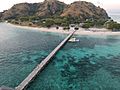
[69, 38, 79, 42]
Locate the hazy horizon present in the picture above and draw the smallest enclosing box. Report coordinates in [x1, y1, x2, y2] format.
[0, 0, 120, 15]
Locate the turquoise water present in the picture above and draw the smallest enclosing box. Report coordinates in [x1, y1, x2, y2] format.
[28, 35, 120, 90]
[0, 23, 120, 90]
[0, 23, 66, 88]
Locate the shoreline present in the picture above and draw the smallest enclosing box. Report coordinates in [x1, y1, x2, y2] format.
[6, 23, 120, 36]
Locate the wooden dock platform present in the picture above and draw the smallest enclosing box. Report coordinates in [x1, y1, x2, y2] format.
[15, 30, 76, 90]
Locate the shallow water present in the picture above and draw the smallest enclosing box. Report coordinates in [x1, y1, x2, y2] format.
[28, 36, 120, 90]
[0, 23, 66, 87]
[0, 23, 120, 90]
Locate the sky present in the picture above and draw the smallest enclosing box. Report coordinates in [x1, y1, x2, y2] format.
[0, 0, 120, 15]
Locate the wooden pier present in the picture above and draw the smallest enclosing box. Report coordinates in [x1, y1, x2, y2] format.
[15, 30, 76, 90]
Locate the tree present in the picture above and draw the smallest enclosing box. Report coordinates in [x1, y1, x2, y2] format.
[42, 19, 54, 28]
[82, 23, 92, 28]
[19, 17, 29, 22]
[104, 20, 120, 31]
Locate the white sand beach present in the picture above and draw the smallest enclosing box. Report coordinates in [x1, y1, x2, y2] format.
[7, 23, 120, 36]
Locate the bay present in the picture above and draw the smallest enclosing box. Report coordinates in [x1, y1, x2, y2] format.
[0, 23, 120, 90]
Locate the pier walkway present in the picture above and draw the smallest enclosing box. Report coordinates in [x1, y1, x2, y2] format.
[15, 30, 76, 90]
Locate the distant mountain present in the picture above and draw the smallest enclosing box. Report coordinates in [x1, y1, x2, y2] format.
[0, 0, 109, 20]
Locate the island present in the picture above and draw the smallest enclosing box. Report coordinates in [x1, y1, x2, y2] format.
[0, 0, 120, 32]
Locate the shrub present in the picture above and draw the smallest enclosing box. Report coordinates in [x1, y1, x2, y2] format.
[56, 26, 59, 29]
[74, 27, 79, 30]
[104, 20, 120, 31]
[82, 23, 91, 28]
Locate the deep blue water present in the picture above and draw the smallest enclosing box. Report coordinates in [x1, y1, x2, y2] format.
[0, 23, 120, 90]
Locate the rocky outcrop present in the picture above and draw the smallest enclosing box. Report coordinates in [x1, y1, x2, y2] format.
[0, 0, 109, 20]
[61, 1, 109, 20]
[1, 3, 41, 19]
[36, 0, 67, 17]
